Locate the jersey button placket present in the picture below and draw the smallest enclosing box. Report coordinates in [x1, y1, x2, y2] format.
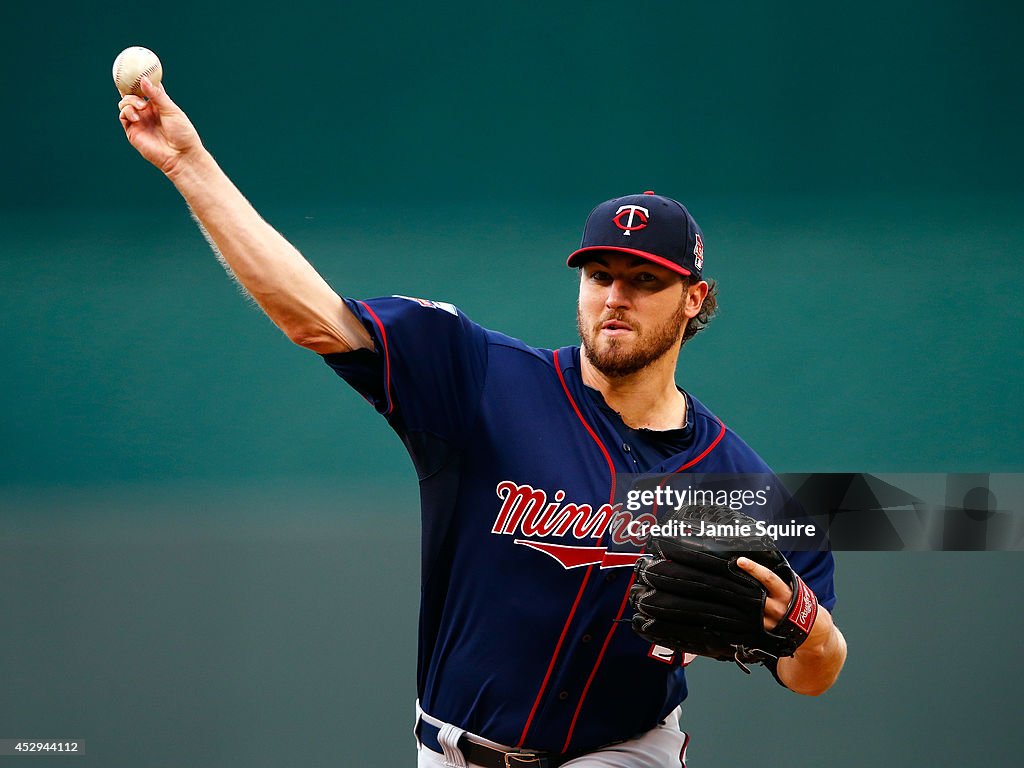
[622, 442, 639, 469]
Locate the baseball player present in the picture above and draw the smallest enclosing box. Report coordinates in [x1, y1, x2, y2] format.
[119, 77, 846, 767]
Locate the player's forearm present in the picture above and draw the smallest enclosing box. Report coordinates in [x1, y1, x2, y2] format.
[165, 149, 369, 353]
[777, 607, 847, 695]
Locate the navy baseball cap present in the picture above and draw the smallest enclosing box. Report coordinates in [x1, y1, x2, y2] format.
[567, 191, 704, 279]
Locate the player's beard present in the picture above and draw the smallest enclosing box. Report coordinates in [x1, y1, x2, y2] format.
[577, 298, 689, 378]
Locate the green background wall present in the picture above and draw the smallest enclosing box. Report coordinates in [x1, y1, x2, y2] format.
[2, 1, 1022, 766]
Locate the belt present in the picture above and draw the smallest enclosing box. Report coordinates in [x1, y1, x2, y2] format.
[416, 719, 584, 768]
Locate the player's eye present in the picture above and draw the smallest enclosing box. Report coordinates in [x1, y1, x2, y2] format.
[633, 272, 664, 288]
[588, 270, 612, 282]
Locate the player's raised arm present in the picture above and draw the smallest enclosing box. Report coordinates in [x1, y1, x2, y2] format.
[117, 73, 371, 354]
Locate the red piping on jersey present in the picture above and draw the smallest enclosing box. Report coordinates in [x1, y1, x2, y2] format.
[551, 350, 617, 498]
[558, 415, 726, 753]
[553, 359, 727, 751]
[357, 300, 394, 416]
[563, 416, 726, 749]
[516, 349, 617, 748]
[561, 569, 636, 752]
[516, 562, 593, 748]
[671, 417, 726, 472]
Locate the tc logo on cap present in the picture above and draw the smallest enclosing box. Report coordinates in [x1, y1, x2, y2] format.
[612, 205, 649, 236]
[693, 233, 704, 271]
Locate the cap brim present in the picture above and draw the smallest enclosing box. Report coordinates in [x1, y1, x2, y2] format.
[566, 246, 693, 277]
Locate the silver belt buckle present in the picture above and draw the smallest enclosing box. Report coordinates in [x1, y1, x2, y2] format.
[503, 752, 542, 767]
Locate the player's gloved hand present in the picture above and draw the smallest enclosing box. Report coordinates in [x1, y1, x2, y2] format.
[118, 77, 204, 176]
[628, 504, 819, 673]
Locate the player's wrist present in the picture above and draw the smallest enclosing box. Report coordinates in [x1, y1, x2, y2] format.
[164, 143, 212, 184]
[778, 612, 846, 695]
[794, 606, 836, 658]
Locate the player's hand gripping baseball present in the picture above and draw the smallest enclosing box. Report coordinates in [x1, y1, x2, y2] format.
[118, 76, 203, 176]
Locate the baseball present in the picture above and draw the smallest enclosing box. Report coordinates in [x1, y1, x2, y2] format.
[112, 46, 162, 97]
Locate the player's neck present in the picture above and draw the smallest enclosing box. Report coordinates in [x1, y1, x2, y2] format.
[580, 350, 686, 431]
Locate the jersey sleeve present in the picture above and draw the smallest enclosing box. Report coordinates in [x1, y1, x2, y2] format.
[320, 296, 488, 450]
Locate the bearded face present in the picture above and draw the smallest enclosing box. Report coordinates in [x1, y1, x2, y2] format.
[577, 281, 690, 378]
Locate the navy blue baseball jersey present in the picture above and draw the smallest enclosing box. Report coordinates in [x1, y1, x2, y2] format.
[323, 295, 836, 754]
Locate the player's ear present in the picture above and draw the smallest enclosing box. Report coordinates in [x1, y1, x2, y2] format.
[683, 280, 709, 319]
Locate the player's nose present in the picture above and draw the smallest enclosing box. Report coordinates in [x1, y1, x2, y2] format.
[604, 278, 633, 309]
